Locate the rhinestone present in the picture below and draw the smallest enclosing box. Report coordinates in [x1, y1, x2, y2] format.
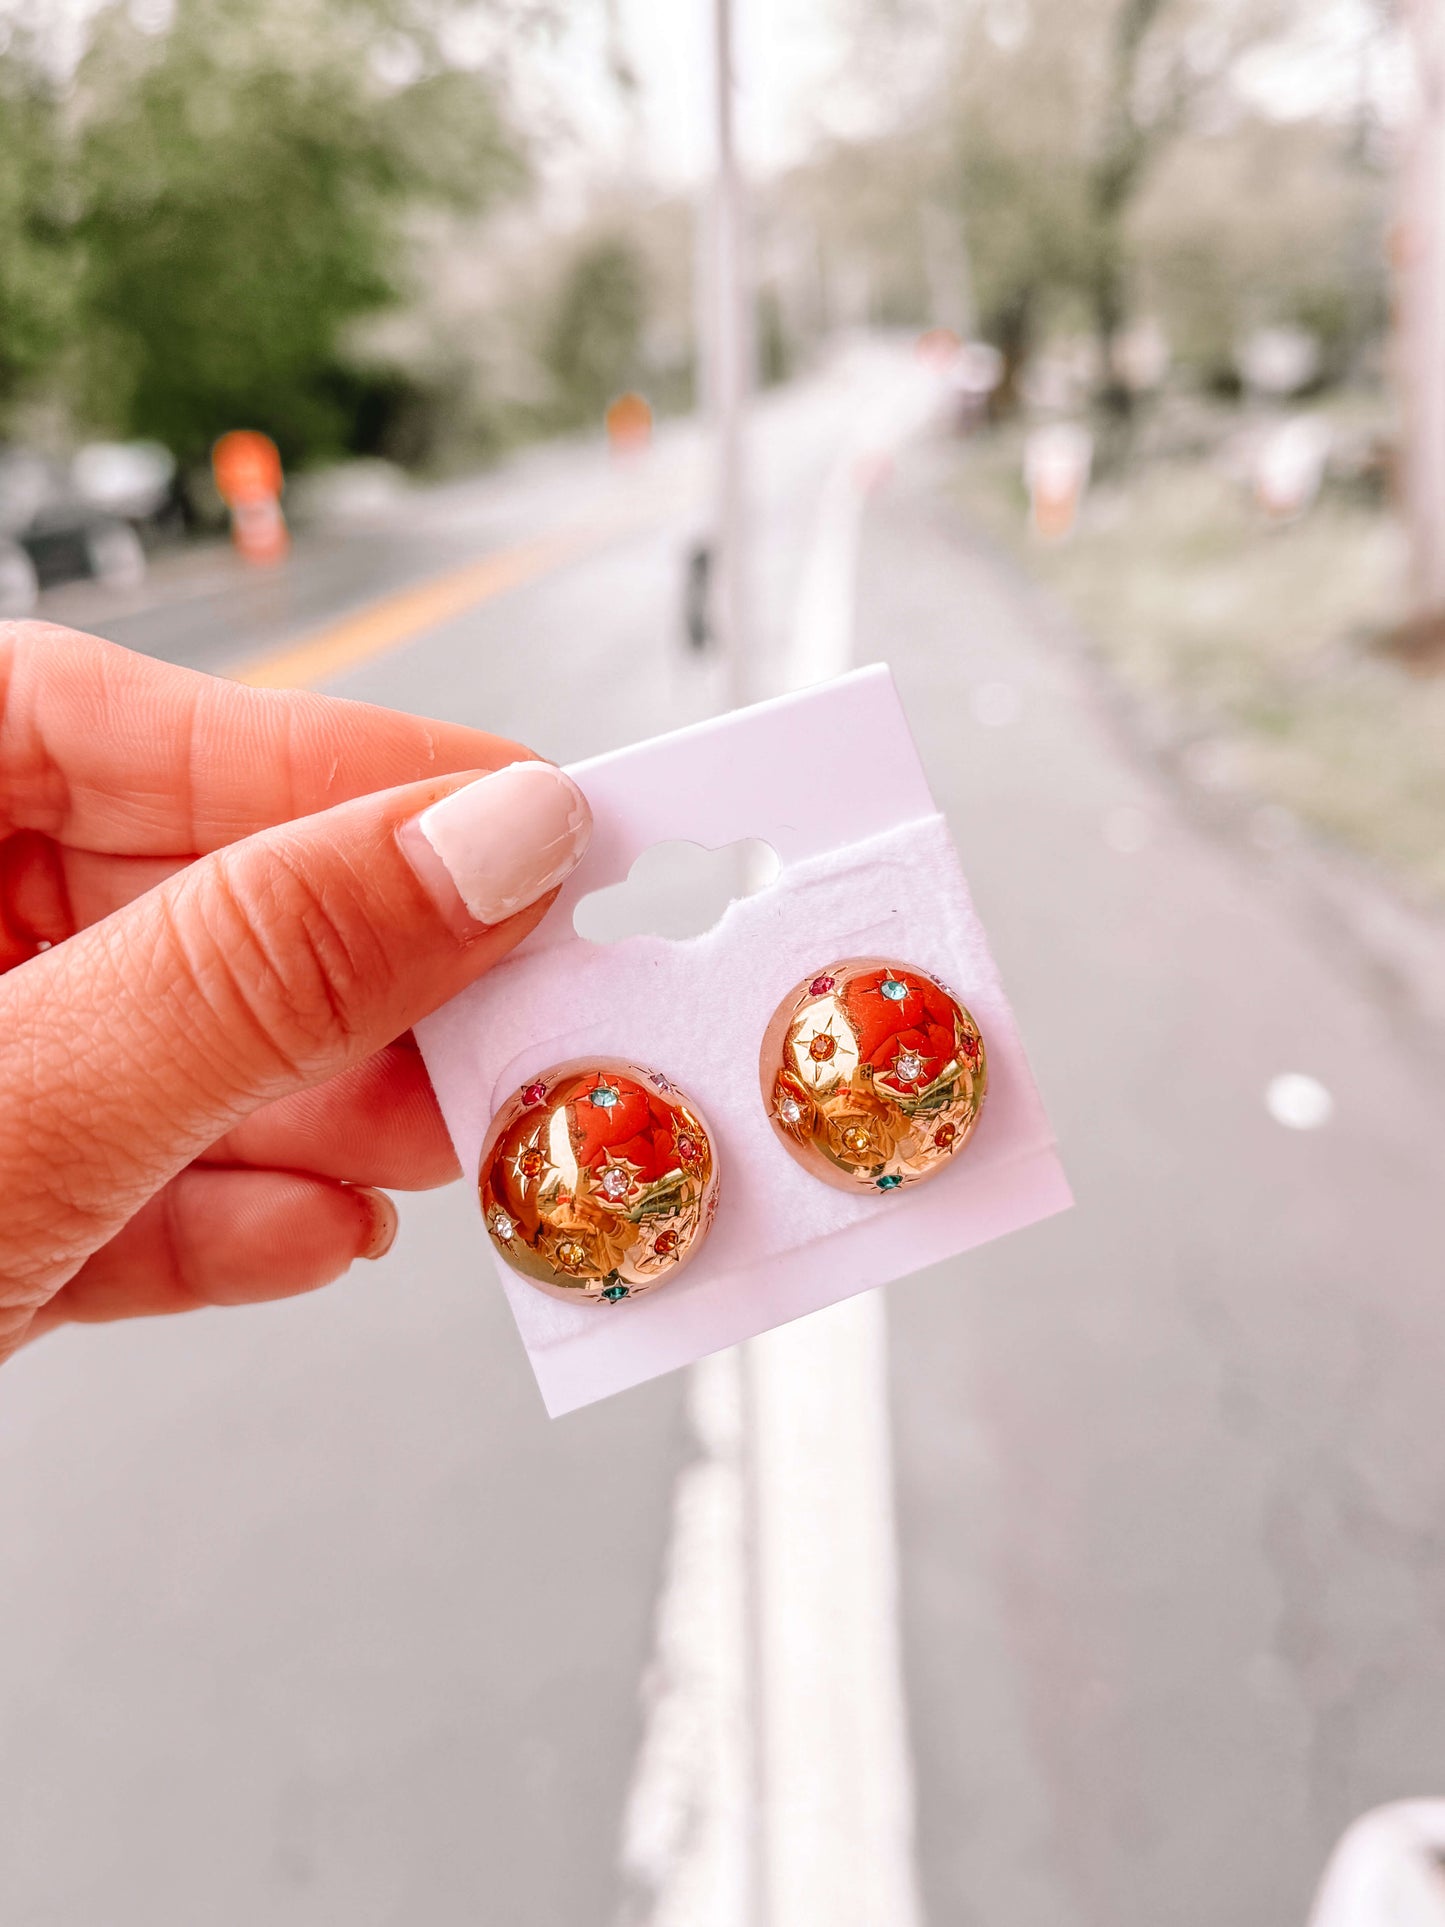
[518, 1148, 544, 1178]
[809, 974, 836, 996]
[590, 1084, 619, 1110]
[842, 1124, 871, 1156]
[809, 1033, 836, 1062]
[778, 1095, 803, 1126]
[933, 1122, 957, 1149]
[960, 1032, 981, 1064]
[521, 1081, 546, 1106]
[876, 1173, 904, 1191]
[654, 1230, 678, 1256]
[489, 1209, 515, 1241]
[557, 1239, 588, 1268]
[601, 1283, 630, 1302]
[600, 1166, 630, 1202]
[880, 978, 907, 1002]
[648, 1070, 673, 1092]
[895, 1051, 924, 1083]
[676, 1134, 699, 1164]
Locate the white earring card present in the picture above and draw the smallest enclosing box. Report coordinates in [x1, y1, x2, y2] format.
[414, 664, 1071, 1416]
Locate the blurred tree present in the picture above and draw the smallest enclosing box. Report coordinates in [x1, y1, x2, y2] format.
[1399, 0, 1445, 632]
[541, 233, 648, 428]
[940, 0, 1308, 412]
[1134, 116, 1388, 391]
[0, 32, 78, 409]
[756, 285, 792, 388]
[758, 0, 1387, 432]
[0, 0, 525, 464]
[1087, 0, 1176, 414]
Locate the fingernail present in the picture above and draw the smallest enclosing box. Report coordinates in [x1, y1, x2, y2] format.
[355, 1187, 398, 1260]
[402, 762, 592, 929]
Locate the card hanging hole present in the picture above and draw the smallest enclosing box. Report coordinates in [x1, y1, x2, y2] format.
[572, 837, 781, 945]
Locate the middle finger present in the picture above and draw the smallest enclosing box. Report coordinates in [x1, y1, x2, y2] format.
[200, 1039, 461, 1190]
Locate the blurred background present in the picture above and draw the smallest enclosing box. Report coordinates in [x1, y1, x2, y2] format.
[1, 1, 1444, 1923]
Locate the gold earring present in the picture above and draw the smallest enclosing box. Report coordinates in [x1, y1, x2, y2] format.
[760, 959, 986, 1193]
[480, 1061, 719, 1302]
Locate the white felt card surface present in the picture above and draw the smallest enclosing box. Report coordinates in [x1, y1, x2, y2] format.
[414, 665, 1071, 1415]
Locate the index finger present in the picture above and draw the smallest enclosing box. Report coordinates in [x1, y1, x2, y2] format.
[0, 620, 532, 855]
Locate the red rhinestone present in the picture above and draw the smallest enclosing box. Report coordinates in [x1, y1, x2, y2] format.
[810, 975, 836, 996]
[676, 1135, 698, 1163]
[518, 1148, 544, 1178]
[934, 1123, 957, 1149]
[522, 1081, 546, 1106]
[959, 1035, 980, 1065]
[655, 1230, 679, 1256]
[809, 1033, 836, 1062]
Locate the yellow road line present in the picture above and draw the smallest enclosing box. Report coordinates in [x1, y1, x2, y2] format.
[232, 521, 604, 691]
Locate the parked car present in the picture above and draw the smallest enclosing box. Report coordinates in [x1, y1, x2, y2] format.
[0, 538, 38, 616]
[0, 442, 175, 611]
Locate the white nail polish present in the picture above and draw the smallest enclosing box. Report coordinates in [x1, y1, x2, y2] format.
[412, 762, 592, 926]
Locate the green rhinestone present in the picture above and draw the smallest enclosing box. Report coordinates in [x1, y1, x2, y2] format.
[590, 1085, 619, 1109]
[875, 1173, 904, 1191]
[880, 978, 907, 1002]
[601, 1283, 630, 1302]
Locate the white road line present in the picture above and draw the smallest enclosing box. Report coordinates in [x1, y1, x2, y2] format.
[745, 351, 935, 1927]
[791, 355, 944, 684]
[789, 441, 871, 687]
[747, 1295, 925, 1927]
[618, 350, 942, 1927]
[617, 1353, 753, 1927]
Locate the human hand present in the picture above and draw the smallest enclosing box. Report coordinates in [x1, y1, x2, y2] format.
[0, 622, 592, 1362]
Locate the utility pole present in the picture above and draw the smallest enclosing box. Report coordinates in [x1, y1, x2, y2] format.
[1400, 0, 1445, 628]
[704, 18, 771, 1925]
[708, 0, 751, 703]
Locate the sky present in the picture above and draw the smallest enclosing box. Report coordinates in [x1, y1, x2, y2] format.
[622, 0, 855, 182]
[536, 0, 863, 191]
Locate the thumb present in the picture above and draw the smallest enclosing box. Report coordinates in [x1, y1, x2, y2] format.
[0, 759, 590, 1306]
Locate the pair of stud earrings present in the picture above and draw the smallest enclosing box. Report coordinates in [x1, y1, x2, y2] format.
[479, 957, 987, 1305]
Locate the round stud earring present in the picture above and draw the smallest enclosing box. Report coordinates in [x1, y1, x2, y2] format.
[760, 959, 987, 1193]
[479, 1060, 719, 1303]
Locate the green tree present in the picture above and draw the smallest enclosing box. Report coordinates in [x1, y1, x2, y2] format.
[0, 35, 78, 408]
[0, 0, 524, 463]
[541, 233, 648, 428]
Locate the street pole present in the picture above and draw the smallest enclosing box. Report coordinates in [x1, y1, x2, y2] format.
[710, 0, 751, 705]
[705, 14, 771, 1926]
[1400, 0, 1445, 626]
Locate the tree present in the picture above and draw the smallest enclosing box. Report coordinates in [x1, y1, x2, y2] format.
[1399, 0, 1445, 628]
[941, 0, 1304, 412]
[1087, 0, 1177, 414]
[0, 32, 78, 409]
[1133, 115, 1388, 391]
[541, 234, 649, 428]
[0, 0, 525, 463]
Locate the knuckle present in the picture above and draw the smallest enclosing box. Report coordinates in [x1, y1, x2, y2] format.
[0, 624, 74, 834]
[177, 839, 385, 1084]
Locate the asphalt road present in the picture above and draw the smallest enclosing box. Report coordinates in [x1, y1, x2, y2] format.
[2, 355, 1444, 1927]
